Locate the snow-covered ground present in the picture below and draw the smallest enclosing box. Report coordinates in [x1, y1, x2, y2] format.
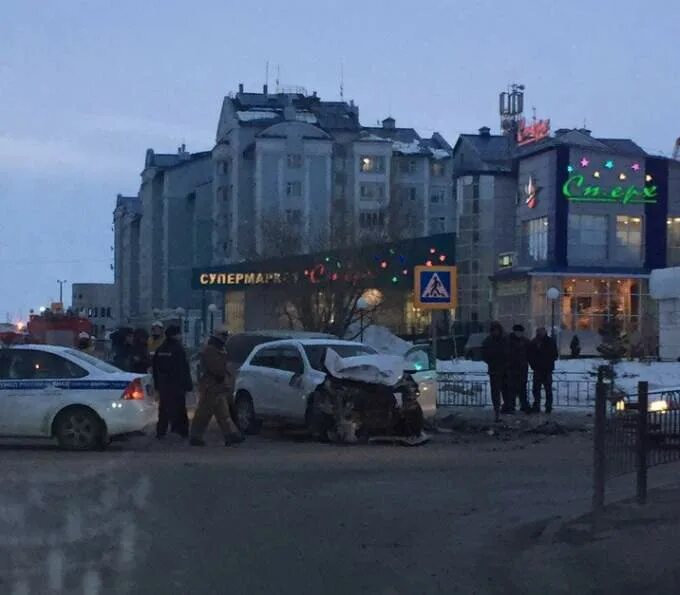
[439, 358, 680, 395]
[354, 325, 680, 396]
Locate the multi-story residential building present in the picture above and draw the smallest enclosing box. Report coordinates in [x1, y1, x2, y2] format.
[113, 85, 454, 334]
[71, 283, 116, 339]
[113, 194, 141, 324]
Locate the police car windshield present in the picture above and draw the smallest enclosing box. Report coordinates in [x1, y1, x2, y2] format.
[64, 349, 121, 374]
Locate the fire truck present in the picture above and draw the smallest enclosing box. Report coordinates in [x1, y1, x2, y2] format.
[26, 304, 93, 347]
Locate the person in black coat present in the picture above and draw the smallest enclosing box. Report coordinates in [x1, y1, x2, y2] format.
[527, 327, 559, 414]
[112, 327, 134, 372]
[130, 328, 151, 374]
[505, 324, 531, 413]
[152, 325, 193, 439]
[481, 322, 508, 422]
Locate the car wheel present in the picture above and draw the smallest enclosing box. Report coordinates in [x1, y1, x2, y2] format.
[54, 407, 106, 451]
[234, 392, 259, 435]
[306, 392, 335, 442]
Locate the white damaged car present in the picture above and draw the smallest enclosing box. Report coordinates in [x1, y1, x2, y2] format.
[233, 339, 430, 444]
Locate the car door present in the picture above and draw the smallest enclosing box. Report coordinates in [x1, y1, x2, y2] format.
[246, 346, 287, 416]
[0, 349, 88, 436]
[270, 345, 308, 421]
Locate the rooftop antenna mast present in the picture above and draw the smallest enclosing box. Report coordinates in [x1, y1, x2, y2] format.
[275, 64, 280, 93]
[265, 61, 269, 89]
[340, 63, 344, 101]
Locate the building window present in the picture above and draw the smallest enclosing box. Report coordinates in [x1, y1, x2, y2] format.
[359, 211, 385, 229]
[287, 154, 303, 169]
[472, 176, 480, 199]
[400, 159, 417, 174]
[615, 216, 643, 262]
[430, 188, 446, 204]
[523, 217, 548, 262]
[106, 307, 112, 318]
[360, 183, 385, 200]
[568, 214, 608, 262]
[667, 217, 680, 265]
[401, 187, 417, 201]
[360, 155, 385, 173]
[429, 217, 446, 233]
[430, 162, 445, 177]
[285, 209, 302, 224]
[286, 182, 302, 197]
[498, 253, 514, 268]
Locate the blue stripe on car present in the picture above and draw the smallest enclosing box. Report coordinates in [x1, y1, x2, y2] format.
[0, 380, 130, 390]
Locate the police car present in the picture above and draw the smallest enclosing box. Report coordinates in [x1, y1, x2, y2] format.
[0, 344, 156, 450]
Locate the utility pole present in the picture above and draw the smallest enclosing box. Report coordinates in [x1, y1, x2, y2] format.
[57, 280, 67, 304]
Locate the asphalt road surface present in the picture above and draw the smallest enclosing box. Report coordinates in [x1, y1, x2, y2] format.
[1, 424, 677, 595]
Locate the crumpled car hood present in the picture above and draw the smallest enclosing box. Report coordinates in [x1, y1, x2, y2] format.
[324, 349, 406, 387]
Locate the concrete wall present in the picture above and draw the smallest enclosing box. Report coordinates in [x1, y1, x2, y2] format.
[72, 283, 116, 338]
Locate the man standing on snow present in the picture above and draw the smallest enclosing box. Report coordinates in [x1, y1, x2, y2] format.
[190, 328, 244, 447]
[481, 322, 509, 422]
[147, 321, 164, 358]
[505, 324, 531, 414]
[152, 325, 193, 439]
[528, 327, 559, 414]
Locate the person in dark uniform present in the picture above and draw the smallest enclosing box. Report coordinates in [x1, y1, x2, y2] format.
[112, 327, 134, 372]
[481, 322, 509, 422]
[505, 324, 531, 414]
[152, 325, 193, 439]
[131, 328, 151, 374]
[528, 327, 559, 414]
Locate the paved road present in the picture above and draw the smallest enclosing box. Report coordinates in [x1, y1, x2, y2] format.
[0, 424, 668, 595]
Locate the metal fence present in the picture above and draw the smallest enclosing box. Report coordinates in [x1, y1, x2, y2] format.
[437, 372, 597, 408]
[594, 371, 680, 511]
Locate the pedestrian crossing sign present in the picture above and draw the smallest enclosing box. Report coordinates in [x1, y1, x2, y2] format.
[414, 265, 457, 310]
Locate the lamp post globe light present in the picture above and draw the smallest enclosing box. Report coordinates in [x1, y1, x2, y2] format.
[207, 304, 218, 335]
[356, 297, 370, 342]
[546, 287, 560, 338]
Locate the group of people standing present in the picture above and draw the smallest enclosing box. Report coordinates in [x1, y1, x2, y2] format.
[481, 322, 558, 422]
[110, 321, 244, 447]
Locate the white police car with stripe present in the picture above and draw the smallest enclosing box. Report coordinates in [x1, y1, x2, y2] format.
[0, 344, 157, 450]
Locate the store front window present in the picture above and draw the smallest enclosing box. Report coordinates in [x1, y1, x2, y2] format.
[614, 216, 643, 263]
[568, 214, 607, 263]
[667, 217, 680, 266]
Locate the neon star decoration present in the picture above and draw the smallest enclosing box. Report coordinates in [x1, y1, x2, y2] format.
[631, 163, 641, 172]
[646, 174, 653, 182]
[567, 165, 574, 173]
[619, 173, 627, 181]
[604, 160, 614, 169]
[593, 171, 601, 178]
[580, 157, 589, 167]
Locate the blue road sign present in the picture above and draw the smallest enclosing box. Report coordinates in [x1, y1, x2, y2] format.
[414, 266, 457, 310]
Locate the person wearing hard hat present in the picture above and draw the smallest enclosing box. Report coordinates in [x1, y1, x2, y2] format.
[148, 321, 164, 357]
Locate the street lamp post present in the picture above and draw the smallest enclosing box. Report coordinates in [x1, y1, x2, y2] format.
[357, 297, 369, 342]
[208, 304, 218, 336]
[57, 280, 67, 305]
[547, 286, 561, 339]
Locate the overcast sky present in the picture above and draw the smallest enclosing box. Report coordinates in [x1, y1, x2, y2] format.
[1, 0, 677, 321]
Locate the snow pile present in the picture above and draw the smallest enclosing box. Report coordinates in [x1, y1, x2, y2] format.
[431, 148, 451, 160]
[392, 139, 426, 155]
[295, 112, 318, 124]
[359, 133, 389, 142]
[236, 110, 280, 121]
[347, 324, 412, 355]
[438, 357, 680, 395]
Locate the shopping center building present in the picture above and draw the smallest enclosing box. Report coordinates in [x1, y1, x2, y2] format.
[489, 128, 680, 353]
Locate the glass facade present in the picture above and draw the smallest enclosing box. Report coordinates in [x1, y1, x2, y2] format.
[667, 217, 680, 266]
[568, 214, 607, 262]
[614, 216, 643, 263]
[523, 217, 548, 263]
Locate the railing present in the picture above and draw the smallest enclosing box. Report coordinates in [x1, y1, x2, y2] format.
[437, 371, 597, 408]
[593, 370, 680, 512]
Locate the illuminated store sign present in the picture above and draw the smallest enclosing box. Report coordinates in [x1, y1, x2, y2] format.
[517, 118, 551, 146]
[562, 174, 657, 204]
